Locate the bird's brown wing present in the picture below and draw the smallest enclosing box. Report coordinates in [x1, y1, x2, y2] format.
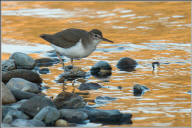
[50, 28, 89, 48]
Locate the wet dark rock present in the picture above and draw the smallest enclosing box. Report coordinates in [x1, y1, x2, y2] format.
[39, 68, 50, 74]
[19, 96, 56, 117]
[2, 59, 16, 72]
[57, 66, 86, 82]
[95, 96, 117, 104]
[78, 107, 122, 124]
[78, 82, 102, 90]
[2, 106, 17, 120]
[35, 58, 59, 67]
[2, 69, 42, 84]
[59, 109, 88, 123]
[133, 84, 149, 96]
[116, 57, 138, 72]
[34, 106, 60, 125]
[2, 83, 16, 104]
[11, 89, 37, 100]
[1, 123, 12, 127]
[11, 119, 45, 127]
[6, 78, 40, 93]
[10, 52, 36, 69]
[53, 92, 86, 109]
[90, 61, 112, 79]
[78, 107, 132, 125]
[3, 109, 29, 124]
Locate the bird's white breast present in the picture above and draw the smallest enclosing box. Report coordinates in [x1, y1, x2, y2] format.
[51, 39, 98, 59]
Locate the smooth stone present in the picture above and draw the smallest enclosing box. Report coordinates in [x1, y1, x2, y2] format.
[133, 84, 149, 96]
[10, 52, 36, 69]
[3, 109, 29, 124]
[11, 89, 37, 100]
[57, 66, 86, 82]
[119, 113, 132, 124]
[90, 61, 112, 79]
[33, 106, 60, 125]
[55, 119, 68, 127]
[1, 123, 12, 127]
[60, 109, 88, 123]
[78, 107, 122, 124]
[2, 69, 42, 84]
[95, 96, 117, 104]
[2, 83, 16, 104]
[116, 57, 137, 72]
[2, 59, 16, 72]
[2, 106, 16, 120]
[39, 68, 50, 74]
[19, 96, 56, 117]
[6, 78, 40, 93]
[53, 92, 86, 109]
[11, 119, 45, 127]
[78, 82, 102, 90]
[35, 58, 59, 67]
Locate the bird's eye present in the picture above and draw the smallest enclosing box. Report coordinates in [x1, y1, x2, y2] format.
[94, 34, 99, 38]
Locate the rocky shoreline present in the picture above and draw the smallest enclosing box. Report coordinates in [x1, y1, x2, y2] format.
[2, 52, 136, 127]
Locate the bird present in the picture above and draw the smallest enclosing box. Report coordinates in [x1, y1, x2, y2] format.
[40, 28, 113, 71]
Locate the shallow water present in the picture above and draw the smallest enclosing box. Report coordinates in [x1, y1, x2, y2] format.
[2, 1, 191, 127]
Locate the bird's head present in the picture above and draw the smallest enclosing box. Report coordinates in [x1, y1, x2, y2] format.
[89, 29, 113, 44]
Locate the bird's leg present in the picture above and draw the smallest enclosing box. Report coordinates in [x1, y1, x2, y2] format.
[62, 79, 66, 92]
[72, 80, 76, 93]
[56, 52, 65, 71]
[71, 58, 74, 68]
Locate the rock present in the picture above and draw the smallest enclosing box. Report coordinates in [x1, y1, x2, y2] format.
[2, 69, 42, 84]
[133, 84, 149, 96]
[57, 66, 86, 82]
[1, 123, 12, 127]
[90, 61, 112, 79]
[2, 106, 16, 120]
[19, 96, 56, 117]
[11, 119, 45, 127]
[10, 52, 36, 69]
[59, 109, 88, 123]
[119, 113, 132, 124]
[55, 119, 68, 127]
[79, 107, 122, 124]
[78, 82, 102, 90]
[95, 96, 117, 104]
[2, 59, 16, 72]
[35, 58, 59, 67]
[53, 92, 86, 109]
[116, 57, 137, 72]
[39, 68, 50, 74]
[2, 83, 16, 104]
[3, 109, 29, 124]
[34, 106, 60, 125]
[6, 78, 40, 93]
[9, 99, 28, 110]
[11, 89, 37, 100]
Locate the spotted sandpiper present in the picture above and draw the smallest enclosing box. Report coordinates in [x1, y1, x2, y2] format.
[40, 28, 113, 71]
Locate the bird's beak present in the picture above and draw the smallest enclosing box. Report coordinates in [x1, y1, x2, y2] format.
[101, 37, 114, 43]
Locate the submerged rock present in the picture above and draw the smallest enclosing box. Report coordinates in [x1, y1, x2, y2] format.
[95, 96, 117, 104]
[10, 52, 36, 69]
[57, 66, 86, 82]
[2, 69, 42, 84]
[116, 57, 137, 72]
[11, 119, 45, 127]
[59, 109, 88, 123]
[53, 92, 86, 109]
[78, 83, 102, 90]
[2, 83, 16, 104]
[2, 59, 16, 72]
[34, 106, 60, 125]
[90, 61, 112, 79]
[6, 78, 40, 93]
[39, 68, 50, 74]
[35, 58, 59, 67]
[133, 84, 149, 96]
[19, 96, 56, 117]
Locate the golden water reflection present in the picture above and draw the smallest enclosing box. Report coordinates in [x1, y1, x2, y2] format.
[2, 1, 191, 127]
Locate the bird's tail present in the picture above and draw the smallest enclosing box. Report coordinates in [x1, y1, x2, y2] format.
[40, 34, 53, 43]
